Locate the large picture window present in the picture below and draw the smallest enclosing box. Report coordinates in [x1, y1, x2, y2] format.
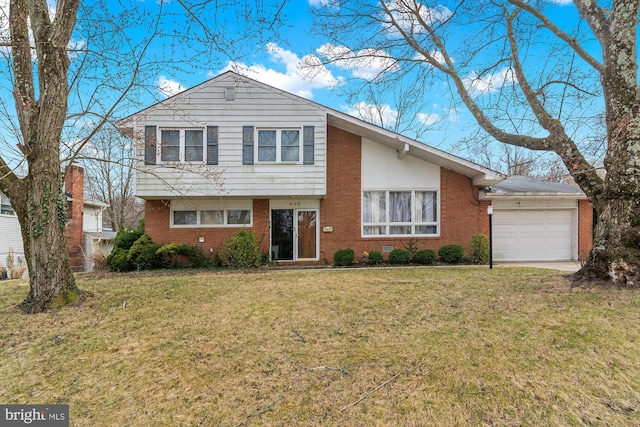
[362, 190, 438, 236]
[160, 128, 204, 162]
[257, 129, 300, 163]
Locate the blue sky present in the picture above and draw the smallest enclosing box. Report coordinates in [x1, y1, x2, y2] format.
[143, 0, 587, 153]
[0, 0, 601, 170]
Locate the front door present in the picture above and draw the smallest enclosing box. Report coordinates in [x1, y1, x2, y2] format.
[271, 209, 318, 261]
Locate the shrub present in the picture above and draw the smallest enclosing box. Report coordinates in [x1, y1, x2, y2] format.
[217, 230, 262, 268]
[438, 244, 465, 264]
[127, 234, 154, 264]
[367, 250, 384, 265]
[136, 243, 163, 270]
[468, 234, 490, 265]
[333, 248, 355, 266]
[413, 249, 436, 265]
[388, 248, 412, 264]
[157, 243, 208, 268]
[112, 224, 144, 252]
[106, 248, 132, 272]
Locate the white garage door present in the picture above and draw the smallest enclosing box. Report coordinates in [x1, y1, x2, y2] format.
[493, 209, 574, 261]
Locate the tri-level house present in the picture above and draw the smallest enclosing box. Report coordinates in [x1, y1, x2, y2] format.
[118, 71, 592, 264]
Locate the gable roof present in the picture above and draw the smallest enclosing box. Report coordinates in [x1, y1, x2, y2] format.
[118, 70, 504, 186]
[482, 175, 587, 199]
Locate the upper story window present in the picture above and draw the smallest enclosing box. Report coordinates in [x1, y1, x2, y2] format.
[160, 129, 204, 162]
[257, 129, 300, 163]
[1, 193, 15, 216]
[362, 190, 438, 236]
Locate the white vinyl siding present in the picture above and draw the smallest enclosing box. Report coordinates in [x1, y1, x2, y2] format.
[134, 73, 326, 198]
[0, 195, 26, 277]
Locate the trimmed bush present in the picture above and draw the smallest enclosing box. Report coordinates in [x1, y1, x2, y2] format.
[127, 234, 154, 264]
[136, 243, 163, 270]
[388, 248, 412, 264]
[468, 234, 490, 265]
[333, 248, 355, 266]
[112, 223, 144, 251]
[217, 230, 262, 268]
[106, 248, 132, 272]
[107, 221, 145, 271]
[367, 250, 384, 265]
[438, 244, 465, 264]
[157, 243, 208, 268]
[413, 249, 436, 265]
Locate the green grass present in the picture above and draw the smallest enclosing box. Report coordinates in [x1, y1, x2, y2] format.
[1, 267, 639, 426]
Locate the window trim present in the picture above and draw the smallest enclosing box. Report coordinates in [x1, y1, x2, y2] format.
[361, 190, 439, 237]
[255, 127, 302, 164]
[170, 208, 253, 228]
[158, 127, 205, 164]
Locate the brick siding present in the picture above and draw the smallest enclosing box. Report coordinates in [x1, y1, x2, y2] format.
[65, 164, 84, 272]
[142, 124, 592, 263]
[578, 199, 594, 260]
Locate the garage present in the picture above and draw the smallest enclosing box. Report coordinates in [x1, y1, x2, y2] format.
[482, 176, 592, 262]
[492, 208, 575, 261]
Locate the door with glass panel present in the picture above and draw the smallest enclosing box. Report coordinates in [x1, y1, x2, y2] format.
[271, 209, 318, 261]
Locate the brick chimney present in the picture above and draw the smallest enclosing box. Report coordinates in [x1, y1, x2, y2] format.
[65, 164, 84, 272]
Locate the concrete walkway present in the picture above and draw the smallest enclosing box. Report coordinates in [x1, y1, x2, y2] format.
[495, 261, 581, 272]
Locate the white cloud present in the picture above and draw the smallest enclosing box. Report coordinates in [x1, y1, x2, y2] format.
[316, 43, 399, 79]
[463, 67, 516, 96]
[383, 1, 452, 36]
[157, 76, 186, 98]
[218, 43, 342, 99]
[344, 102, 398, 128]
[414, 50, 449, 68]
[547, 0, 572, 4]
[417, 112, 441, 126]
[308, 0, 337, 6]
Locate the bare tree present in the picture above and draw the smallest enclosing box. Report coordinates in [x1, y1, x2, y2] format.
[311, 0, 639, 284]
[0, 0, 289, 312]
[81, 126, 143, 231]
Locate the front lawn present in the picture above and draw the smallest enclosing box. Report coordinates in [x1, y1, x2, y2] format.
[1, 267, 639, 426]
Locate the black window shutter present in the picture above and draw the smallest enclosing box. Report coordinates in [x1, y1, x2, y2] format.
[303, 126, 314, 165]
[206, 126, 218, 165]
[243, 126, 254, 165]
[144, 125, 157, 165]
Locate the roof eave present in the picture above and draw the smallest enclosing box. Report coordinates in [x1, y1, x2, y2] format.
[480, 192, 588, 200]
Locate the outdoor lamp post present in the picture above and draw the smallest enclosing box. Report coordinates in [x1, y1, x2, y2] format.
[487, 205, 493, 269]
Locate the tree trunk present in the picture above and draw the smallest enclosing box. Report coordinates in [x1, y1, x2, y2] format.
[7, 0, 82, 313]
[19, 166, 80, 313]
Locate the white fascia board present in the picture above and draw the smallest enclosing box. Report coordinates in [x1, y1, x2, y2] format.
[480, 192, 588, 200]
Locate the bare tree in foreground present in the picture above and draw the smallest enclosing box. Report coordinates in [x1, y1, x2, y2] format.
[311, 0, 639, 284]
[0, 0, 289, 312]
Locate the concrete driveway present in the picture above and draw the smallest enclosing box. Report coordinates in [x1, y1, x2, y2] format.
[495, 261, 581, 272]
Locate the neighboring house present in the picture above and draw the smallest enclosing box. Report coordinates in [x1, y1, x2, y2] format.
[0, 164, 116, 277]
[117, 71, 592, 264]
[0, 192, 26, 277]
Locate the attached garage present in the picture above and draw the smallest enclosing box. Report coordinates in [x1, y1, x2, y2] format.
[492, 205, 576, 261]
[482, 176, 592, 262]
